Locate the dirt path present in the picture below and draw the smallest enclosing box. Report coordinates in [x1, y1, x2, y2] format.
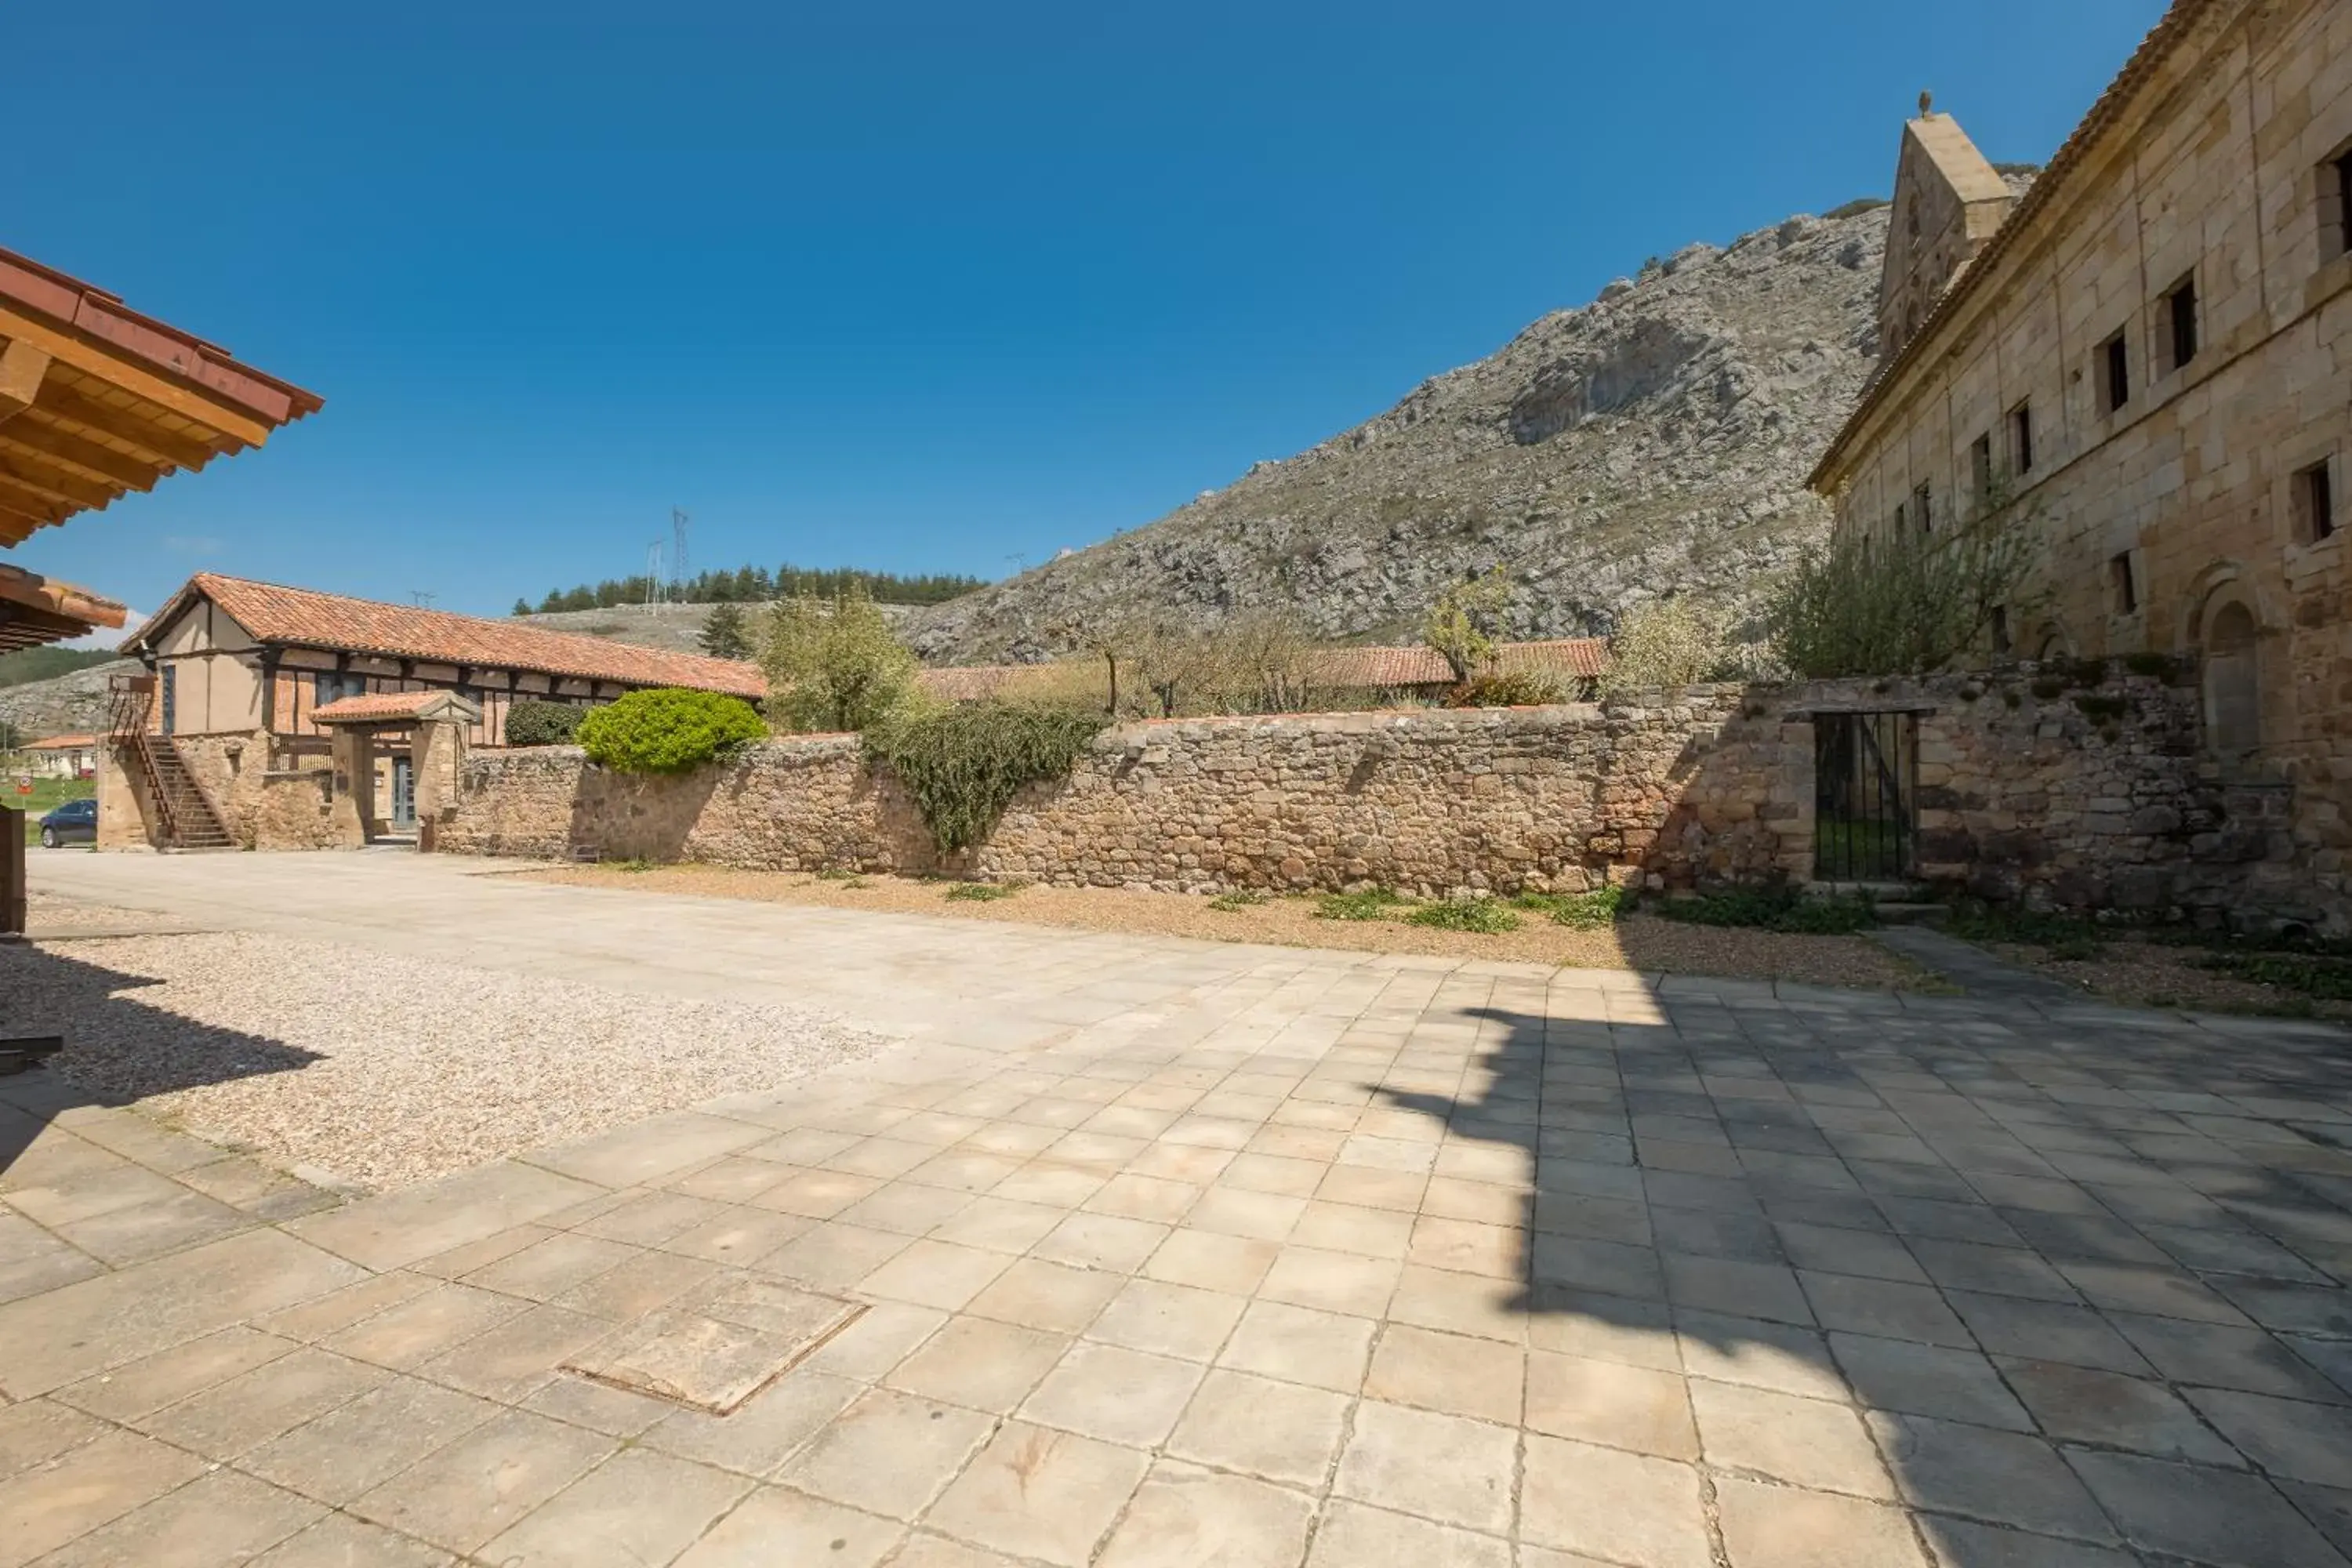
[524, 865, 1926, 990]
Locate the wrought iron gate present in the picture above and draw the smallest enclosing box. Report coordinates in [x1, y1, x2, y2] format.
[1813, 710, 1916, 881]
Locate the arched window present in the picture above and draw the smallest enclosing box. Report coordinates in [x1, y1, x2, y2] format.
[2205, 600, 2260, 755]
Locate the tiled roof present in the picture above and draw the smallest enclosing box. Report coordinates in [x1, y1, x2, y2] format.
[916, 639, 1611, 702]
[20, 734, 95, 750]
[127, 574, 768, 699]
[310, 690, 481, 724]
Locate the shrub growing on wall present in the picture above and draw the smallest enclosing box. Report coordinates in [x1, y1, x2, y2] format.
[576, 688, 768, 774]
[863, 702, 1106, 853]
[503, 700, 586, 747]
[1767, 515, 2034, 677]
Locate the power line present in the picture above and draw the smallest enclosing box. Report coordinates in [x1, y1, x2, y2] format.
[671, 507, 690, 601]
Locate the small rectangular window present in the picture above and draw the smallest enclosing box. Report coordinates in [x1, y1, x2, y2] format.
[2326, 148, 2352, 260]
[2165, 275, 2199, 372]
[1990, 604, 2012, 657]
[1970, 434, 1994, 505]
[1891, 501, 1907, 535]
[2295, 458, 2336, 543]
[2010, 401, 2035, 474]
[2102, 332, 2131, 413]
[1912, 480, 1933, 532]
[2110, 552, 2138, 614]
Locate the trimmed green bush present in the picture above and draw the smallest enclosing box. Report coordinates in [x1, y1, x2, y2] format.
[1405, 897, 1522, 934]
[864, 702, 1107, 854]
[576, 688, 768, 775]
[503, 699, 586, 747]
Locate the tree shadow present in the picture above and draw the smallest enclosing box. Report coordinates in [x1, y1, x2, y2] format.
[0, 938, 319, 1178]
[1374, 998, 2352, 1563]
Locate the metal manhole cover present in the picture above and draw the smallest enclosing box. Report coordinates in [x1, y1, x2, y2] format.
[561, 1276, 866, 1414]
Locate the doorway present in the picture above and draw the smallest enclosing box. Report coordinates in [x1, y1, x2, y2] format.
[390, 755, 416, 832]
[1813, 711, 1916, 881]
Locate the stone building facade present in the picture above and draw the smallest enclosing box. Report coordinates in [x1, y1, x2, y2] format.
[1810, 0, 2352, 909]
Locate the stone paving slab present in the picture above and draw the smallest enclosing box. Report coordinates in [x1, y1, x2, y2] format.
[4, 853, 2352, 1565]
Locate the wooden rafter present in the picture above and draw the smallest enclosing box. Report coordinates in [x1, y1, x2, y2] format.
[0, 305, 274, 448]
[28, 379, 226, 471]
[0, 341, 48, 422]
[0, 446, 115, 510]
[0, 415, 161, 492]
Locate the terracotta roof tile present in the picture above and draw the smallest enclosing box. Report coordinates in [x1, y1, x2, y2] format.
[20, 734, 95, 750]
[310, 690, 480, 724]
[127, 574, 767, 699]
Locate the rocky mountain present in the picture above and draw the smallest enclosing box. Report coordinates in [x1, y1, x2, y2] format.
[903, 201, 1900, 664]
[0, 659, 131, 741]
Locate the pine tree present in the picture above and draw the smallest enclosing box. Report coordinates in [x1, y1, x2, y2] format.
[511, 597, 532, 616]
[699, 601, 754, 660]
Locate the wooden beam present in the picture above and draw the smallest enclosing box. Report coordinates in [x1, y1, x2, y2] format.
[0, 304, 274, 448]
[28, 379, 227, 471]
[0, 446, 118, 510]
[0, 341, 49, 423]
[0, 416, 162, 492]
[0, 477, 71, 527]
[0, 447, 118, 510]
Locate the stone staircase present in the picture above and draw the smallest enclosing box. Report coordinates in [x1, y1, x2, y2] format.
[136, 737, 235, 850]
[104, 673, 236, 851]
[1812, 880, 1948, 926]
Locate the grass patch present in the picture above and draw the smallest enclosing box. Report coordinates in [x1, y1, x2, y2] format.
[944, 881, 1023, 902]
[2197, 953, 2352, 1001]
[1650, 887, 1876, 935]
[1513, 886, 1625, 931]
[1404, 897, 1522, 935]
[1207, 890, 1267, 913]
[1314, 887, 1414, 922]
[606, 857, 659, 873]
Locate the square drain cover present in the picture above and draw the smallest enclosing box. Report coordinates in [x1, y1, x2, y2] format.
[563, 1276, 866, 1414]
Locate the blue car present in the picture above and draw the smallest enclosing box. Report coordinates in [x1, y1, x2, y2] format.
[38, 797, 96, 848]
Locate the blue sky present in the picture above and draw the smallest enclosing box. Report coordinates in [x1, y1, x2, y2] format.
[10, 0, 2165, 624]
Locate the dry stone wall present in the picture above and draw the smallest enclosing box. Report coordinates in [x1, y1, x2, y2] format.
[434, 667, 2327, 924]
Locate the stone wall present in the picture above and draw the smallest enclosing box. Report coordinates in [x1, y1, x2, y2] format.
[437, 695, 1791, 894]
[432, 670, 2320, 923]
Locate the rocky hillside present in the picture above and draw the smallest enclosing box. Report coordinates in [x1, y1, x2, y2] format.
[904, 202, 1898, 663]
[0, 659, 131, 741]
[514, 600, 913, 655]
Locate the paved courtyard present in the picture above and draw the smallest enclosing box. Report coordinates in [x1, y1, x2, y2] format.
[3, 853, 2351, 1566]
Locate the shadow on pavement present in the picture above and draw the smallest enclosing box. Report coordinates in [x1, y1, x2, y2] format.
[1378, 1000, 2352, 1566]
[0, 938, 319, 1179]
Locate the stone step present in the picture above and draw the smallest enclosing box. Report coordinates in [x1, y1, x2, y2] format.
[1870, 902, 1950, 927]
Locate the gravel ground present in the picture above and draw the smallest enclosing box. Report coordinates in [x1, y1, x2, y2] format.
[4, 929, 887, 1190]
[528, 866, 1926, 990]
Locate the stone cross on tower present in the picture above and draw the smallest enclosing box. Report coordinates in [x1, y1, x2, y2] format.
[1919, 89, 1934, 118]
